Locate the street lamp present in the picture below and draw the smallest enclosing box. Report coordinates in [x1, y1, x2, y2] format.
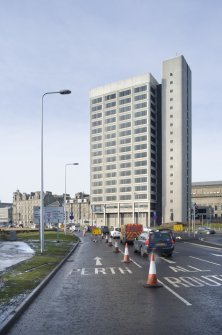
[64, 163, 79, 234]
[40, 89, 71, 254]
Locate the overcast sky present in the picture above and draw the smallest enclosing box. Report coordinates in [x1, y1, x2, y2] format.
[1, 0, 222, 203]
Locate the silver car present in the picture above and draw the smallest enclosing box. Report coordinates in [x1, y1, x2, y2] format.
[196, 227, 215, 235]
[133, 232, 150, 257]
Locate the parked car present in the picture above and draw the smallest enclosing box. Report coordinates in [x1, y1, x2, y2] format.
[110, 227, 120, 239]
[101, 226, 110, 235]
[196, 227, 215, 235]
[133, 231, 174, 257]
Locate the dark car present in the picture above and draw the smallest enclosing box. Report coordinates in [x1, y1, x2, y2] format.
[101, 226, 110, 235]
[156, 228, 176, 242]
[134, 231, 174, 257]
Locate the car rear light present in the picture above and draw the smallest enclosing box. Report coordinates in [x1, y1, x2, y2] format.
[145, 238, 149, 246]
[171, 238, 175, 245]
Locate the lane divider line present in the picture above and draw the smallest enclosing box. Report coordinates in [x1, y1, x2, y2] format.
[189, 256, 221, 266]
[183, 242, 222, 251]
[119, 249, 142, 268]
[157, 279, 192, 306]
[159, 257, 176, 264]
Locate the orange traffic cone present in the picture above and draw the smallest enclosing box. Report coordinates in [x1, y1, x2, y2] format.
[113, 241, 120, 253]
[144, 253, 162, 288]
[105, 234, 108, 243]
[121, 243, 131, 263]
[108, 236, 113, 247]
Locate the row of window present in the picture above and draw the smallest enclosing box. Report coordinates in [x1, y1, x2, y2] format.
[92, 194, 149, 202]
[91, 86, 148, 105]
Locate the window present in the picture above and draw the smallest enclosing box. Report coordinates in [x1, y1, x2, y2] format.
[134, 85, 147, 93]
[134, 144, 147, 150]
[119, 89, 131, 97]
[106, 196, 117, 201]
[106, 156, 116, 162]
[135, 177, 147, 183]
[120, 195, 131, 200]
[170, 73, 173, 76]
[106, 164, 116, 170]
[106, 180, 117, 185]
[105, 93, 116, 101]
[119, 122, 131, 129]
[105, 109, 116, 116]
[134, 135, 147, 142]
[119, 98, 131, 105]
[120, 170, 131, 176]
[106, 188, 117, 193]
[134, 169, 147, 175]
[119, 106, 131, 113]
[170, 89, 173, 93]
[120, 162, 131, 168]
[135, 161, 147, 167]
[170, 81, 173, 84]
[135, 119, 147, 126]
[119, 130, 131, 137]
[106, 125, 116, 132]
[92, 112, 102, 119]
[134, 94, 147, 101]
[92, 105, 102, 112]
[120, 187, 131, 192]
[92, 120, 102, 127]
[120, 179, 131, 184]
[106, 101, 116, 108]
[135, 185, 147, 191]
[119, 114, 131, 121]
[106, 172, 116, 178]
[120, 138, 131, 145]
[119, 146, 131, 152]
[120, 154, 131, 160]
[135, 152, 147, 158]
[105, 117, 116, 124]
[135, 110, 147, 118]
[134, 127, 147, 134]
[134, 102, 147, 109]
[92, 97, 102, 104]
[106, 133, 116, 139]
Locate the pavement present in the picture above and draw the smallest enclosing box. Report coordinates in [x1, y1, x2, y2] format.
[1, 231, 222, 334]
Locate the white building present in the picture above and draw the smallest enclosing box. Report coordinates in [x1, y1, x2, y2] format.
[90, 55, 191, 227]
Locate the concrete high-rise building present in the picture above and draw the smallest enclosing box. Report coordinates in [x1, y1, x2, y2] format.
[90, 55, 191, 227]
[162, 56, 192, 223]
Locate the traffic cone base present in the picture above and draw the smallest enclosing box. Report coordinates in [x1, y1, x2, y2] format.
[144, 253, 163, 288]
[108, 237, 113, 247]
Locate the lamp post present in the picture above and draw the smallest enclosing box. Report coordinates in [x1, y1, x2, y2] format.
[40, 89, 71, 254]
[64, 163, 79, 234]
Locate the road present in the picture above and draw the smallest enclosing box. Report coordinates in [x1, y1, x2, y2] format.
[4, 233, 222, 335]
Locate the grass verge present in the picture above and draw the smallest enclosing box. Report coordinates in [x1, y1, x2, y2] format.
[0, 231, 78, 304]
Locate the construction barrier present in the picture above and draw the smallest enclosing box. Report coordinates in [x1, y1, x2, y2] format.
[144, 253, 162, 288]
[121, 243, 131, 263]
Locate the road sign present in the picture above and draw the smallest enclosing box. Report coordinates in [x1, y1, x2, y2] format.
[34, 206, 64, 224]
[92, 227, 102, 235]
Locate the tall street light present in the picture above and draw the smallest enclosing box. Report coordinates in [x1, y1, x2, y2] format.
[40, 89, 71, 254]
[64, 162, 79, 234]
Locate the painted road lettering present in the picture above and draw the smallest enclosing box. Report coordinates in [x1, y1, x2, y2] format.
[71, 267, 133, 276]
[164, 275, 222, 288]
[169, 265, 210, 273]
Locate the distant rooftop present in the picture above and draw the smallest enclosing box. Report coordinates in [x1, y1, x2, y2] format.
[192, 181, 222, 186]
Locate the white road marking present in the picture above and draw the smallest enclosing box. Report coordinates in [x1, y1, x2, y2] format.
[189, 256, 221, 266]
[160, 257, 176, 264]
[119, 249, 142, 268]
[212, 253, 222, 257]
[157, 279, 192, 306]
[184, 241, 222, 250]
[94, 257, 103, 266]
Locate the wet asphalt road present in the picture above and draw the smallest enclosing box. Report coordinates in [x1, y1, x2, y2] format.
[5, 233, 222, 335]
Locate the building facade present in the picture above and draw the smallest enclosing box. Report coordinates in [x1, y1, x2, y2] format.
[13, 190, 64, 227]
[69, 192, 91, 225]
[0, 202, 12, 226]
[90, 55, 191, 228]
[192, 181, 222, 221]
